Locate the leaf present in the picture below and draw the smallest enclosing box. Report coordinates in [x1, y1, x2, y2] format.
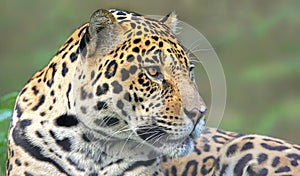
[0, 92, 18, 109]
[0, 92, 17, 174]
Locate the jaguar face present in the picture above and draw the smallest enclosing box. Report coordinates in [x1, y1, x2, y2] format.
[73, 9, 207, 158]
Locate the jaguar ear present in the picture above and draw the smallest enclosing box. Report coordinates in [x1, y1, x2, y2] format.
[80, 9, 123, 57]
[88, 9, 116, 39]
[160, 11, 179, 34]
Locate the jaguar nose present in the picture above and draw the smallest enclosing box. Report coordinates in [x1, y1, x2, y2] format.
[183, 106, 207, 123]
[184, 106, 207, 139]
[199, 105, 207, 114]
[191, 107, 207, 139]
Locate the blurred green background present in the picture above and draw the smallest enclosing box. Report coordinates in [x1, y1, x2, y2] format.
[1, 0, 300, 174]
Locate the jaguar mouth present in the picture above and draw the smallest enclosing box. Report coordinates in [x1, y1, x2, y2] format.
[135, 126, 196, 157]
[135, 115, 205, 157]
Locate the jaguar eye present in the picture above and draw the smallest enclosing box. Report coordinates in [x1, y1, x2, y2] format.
[189, 63, 196, 81]
[189, 63, 195, 72]
[148, 67, 159, 76]
[146, 66, 164, 79]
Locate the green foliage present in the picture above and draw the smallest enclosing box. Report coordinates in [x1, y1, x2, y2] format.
[0, 92, 18, 175]
[241, 59, 300, 83]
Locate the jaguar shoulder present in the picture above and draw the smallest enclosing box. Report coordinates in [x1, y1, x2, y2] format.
[6, 9, 300, 176]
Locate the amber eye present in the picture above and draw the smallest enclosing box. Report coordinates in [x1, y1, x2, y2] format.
[148, 67, 158, 76]
[146, 66, 164, 79]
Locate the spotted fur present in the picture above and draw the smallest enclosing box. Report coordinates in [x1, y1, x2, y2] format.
[161, 127, 300, 175]
[6, 9, 300, 176]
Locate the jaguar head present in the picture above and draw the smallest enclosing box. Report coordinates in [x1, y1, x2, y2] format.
[74, 9, 207, 158]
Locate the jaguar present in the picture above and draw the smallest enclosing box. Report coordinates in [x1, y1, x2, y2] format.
[6, 9, 300, 176]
